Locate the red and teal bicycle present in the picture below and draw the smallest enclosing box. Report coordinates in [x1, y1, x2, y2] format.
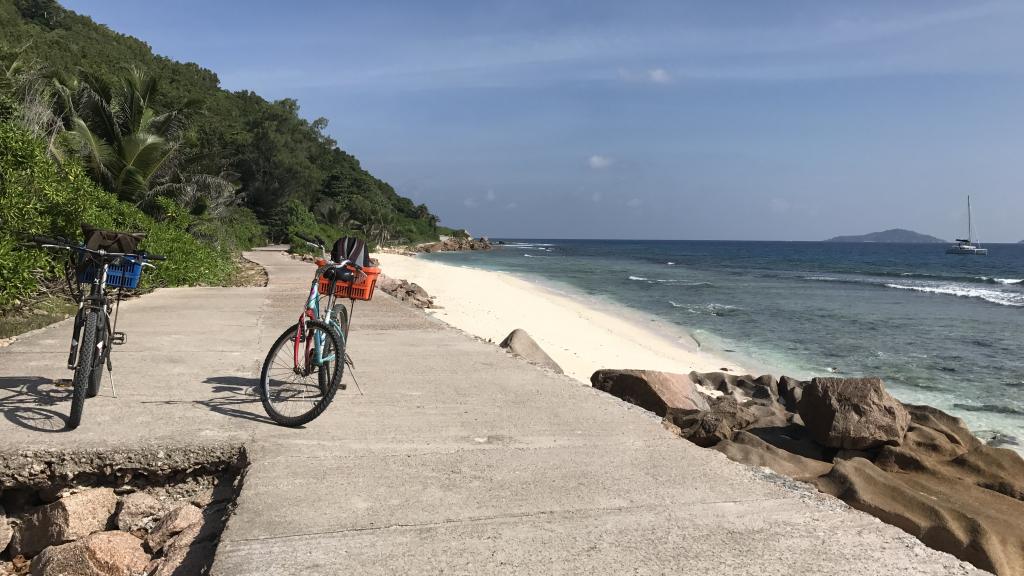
[258, 234, 380, 426]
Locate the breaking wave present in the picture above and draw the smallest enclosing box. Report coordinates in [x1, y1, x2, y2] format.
[883, 284, 1024, 307]
[953, 403, 1024, 416]
[803, 274, 1024, 307]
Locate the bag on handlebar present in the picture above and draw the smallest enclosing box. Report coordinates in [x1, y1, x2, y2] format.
[81, 225, 145, 254]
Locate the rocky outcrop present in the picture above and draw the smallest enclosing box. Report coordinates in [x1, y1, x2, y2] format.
[665, 396, 757, 447]
[0, 446, 242, 576]
[815, 457, 1023, 576]
[419, 237, 492, 253]
[30, 531, 149, 576]
[798, 377, 910, 450]
[715, 431, 833, 481]
[11, 487, 118, 557]
[144, 503, 202, 554]
[500, 329, 562, 374]
[151, 520, 213, 576]
[115, 492, 164, 533]
[663, 373, 1024, 576]
[591, 370, 710, 417]
[1, 504, 12, 555]
[777, 376, 806, 413]
[377, 274, 436, 309]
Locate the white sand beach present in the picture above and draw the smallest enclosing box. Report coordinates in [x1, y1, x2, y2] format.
[375, 253, 748, 384]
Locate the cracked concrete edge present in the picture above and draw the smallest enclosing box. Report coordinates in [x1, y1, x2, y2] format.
[0, 442, 249, 490]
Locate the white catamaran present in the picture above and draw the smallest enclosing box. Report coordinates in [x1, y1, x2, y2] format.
[946, 195, 988, 255]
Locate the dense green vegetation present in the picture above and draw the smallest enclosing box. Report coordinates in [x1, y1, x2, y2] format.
[0, 0, 447, 244]
[0, 120, 233, 308]
[0, 0, 450, 316]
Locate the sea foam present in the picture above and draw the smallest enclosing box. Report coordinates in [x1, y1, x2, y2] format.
[884, 283, 1024, 307]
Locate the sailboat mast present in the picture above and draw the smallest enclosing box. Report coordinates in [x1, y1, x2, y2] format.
[968, 195, 972, 243]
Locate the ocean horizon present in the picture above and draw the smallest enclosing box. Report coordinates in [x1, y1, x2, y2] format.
[424, 239, 1024, 449]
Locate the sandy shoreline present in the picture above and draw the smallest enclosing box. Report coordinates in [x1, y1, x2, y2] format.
[375, 253, 750, 384]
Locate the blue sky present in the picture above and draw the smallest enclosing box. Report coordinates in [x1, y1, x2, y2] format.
[63, 0, 1024, 241]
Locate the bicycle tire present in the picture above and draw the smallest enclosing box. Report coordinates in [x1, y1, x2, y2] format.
[330, 303, 349, 337]
[260, 319, 344, 427]
[317, 330, 336, 396]
[321, 304, 349, 394]
[68, 310, 99, 429]
[87, 313, 107, 398]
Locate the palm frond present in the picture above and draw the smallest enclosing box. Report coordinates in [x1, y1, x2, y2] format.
[68, 117, 115, 186]
[148, 97, 201, 139]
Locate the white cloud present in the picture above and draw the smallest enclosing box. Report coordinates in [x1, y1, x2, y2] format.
[591, 191, 603, 203]
[505, 202, 518, 210]
[626, 198, 643, 208]
[647, 68, 671, 84]
[463, 197, 478, 208]
[588, 155, 613, 169]
[618, 67, 672, 84]
[486, 189, 497, 201]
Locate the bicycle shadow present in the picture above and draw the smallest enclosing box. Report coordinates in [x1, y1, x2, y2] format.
[143, 375, 275, 425]
[0, 376, 70, 432]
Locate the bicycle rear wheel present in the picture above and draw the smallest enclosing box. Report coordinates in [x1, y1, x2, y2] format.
[321, 303, 349, 393]
[260, 319, 344, 427]
[68, 310, 99, 429]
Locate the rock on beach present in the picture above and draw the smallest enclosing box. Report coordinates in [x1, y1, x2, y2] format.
[798, 377, 910, 450]
[655, 372, 1024, 576]
[591, 369, 710, 417]
[499, 329, 563, 374]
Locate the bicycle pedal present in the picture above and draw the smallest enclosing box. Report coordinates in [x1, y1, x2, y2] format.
[111, 332, 126, 345]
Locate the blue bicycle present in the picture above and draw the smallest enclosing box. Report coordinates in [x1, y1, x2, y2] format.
[30, 232, 164, 429]
[258, 233, 379, 426]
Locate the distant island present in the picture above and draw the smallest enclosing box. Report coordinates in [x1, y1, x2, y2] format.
[826, 228, 946, 243]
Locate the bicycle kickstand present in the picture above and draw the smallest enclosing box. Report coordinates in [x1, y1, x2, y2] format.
[107, 366, 117, 398]
[347, 365, 364, 396]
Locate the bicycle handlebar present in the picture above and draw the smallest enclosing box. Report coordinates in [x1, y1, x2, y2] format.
[30, 236, 166, 262]
[31, 235, 66, 246]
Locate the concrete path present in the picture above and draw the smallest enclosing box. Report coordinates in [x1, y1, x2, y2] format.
[0, 249, 984, 575]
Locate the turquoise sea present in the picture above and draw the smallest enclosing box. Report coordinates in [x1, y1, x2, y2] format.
[424, 240, 1024, 448]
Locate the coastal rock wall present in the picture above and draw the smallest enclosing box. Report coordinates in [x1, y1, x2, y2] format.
[593, 370, 1024, 576]
[418, 237, 492, 253]
[377, 274, 436, 309]
[0, 446, 246, 576]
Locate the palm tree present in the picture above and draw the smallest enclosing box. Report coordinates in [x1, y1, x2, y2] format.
[52, 67, 203, 204]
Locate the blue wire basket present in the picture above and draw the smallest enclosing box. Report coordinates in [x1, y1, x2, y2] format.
[77, 255, 145, 289]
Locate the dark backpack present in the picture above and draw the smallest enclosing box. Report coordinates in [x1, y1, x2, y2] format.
[331, 237, 371, 267]
[81, 225, 144, 253]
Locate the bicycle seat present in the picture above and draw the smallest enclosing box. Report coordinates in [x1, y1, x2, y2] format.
[323, 266, 355, 283]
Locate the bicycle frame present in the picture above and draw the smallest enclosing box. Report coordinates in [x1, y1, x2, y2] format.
[67, 260, 112, 370]
[292, 264, 352, 375]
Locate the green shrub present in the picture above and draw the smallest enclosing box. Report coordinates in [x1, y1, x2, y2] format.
[215, 207, 268, 251]
[0, 121, 233, 308]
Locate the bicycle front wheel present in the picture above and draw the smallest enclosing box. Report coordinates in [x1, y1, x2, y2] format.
[260, 320, 344, 427]
[87, 313, 108, 398]
[68, 309, 99, 429]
